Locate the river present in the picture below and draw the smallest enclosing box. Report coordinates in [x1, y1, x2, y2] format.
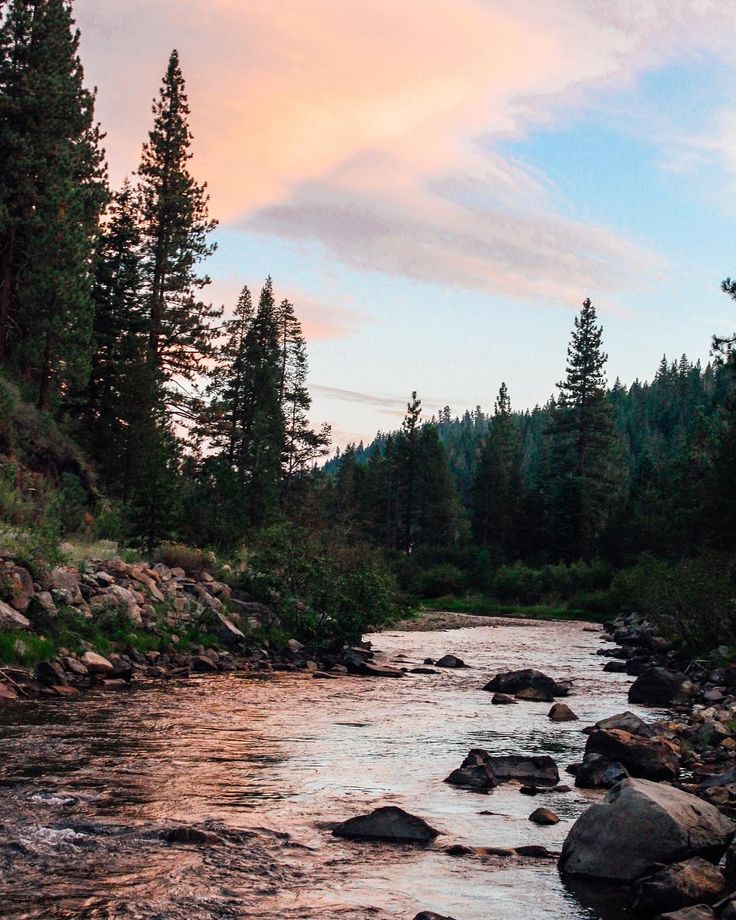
[0, 618, 662, 919]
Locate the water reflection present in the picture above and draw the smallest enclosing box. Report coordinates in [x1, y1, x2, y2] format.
[0, 620, 657, 918]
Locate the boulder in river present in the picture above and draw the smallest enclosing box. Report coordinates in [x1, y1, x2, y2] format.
[549, 703, 578, 722]
[445, 750, 498, 791]
[333, 806, 439, 844]
[628, 667, 691, 706]
[587, 710, 656, 739]
[448, 749, 559, 788]
[483, 668, 570, 699]
[558, 777, 736, 882]
[584, 728, 679, 782]
[491, 692, 516, 705]
[631, 857, 727, 913]
[413, 913, 457, 920]
[486, 753, 559, 786]
[435, 654, 466, 669]
[573, 753, 629, 789]
[161, 826, 225, 845]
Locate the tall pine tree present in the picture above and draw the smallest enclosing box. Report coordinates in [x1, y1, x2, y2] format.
[136, 49, 219, 416]
[0, 0, 107, 408]
[545, 298, 617, 560]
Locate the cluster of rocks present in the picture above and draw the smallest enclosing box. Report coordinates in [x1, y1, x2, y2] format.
[0, 555, 388, 702]
[552, 614, 736, 917]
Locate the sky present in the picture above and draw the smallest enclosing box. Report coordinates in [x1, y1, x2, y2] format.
[74, 0, 736, 449]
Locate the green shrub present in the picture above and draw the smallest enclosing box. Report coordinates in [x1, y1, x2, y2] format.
[413, 563, 467, 599]
[242, 524, 405, 649]
[491, 562, 546, 604]
[154, 542, 214, 575]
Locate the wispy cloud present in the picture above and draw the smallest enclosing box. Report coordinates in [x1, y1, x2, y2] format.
[76, 0, 736, 305]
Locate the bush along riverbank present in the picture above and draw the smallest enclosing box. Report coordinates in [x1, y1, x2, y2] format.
[0, 549, 405, 702]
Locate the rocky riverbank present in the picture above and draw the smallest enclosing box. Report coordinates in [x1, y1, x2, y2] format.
[0, 554, 396, 702]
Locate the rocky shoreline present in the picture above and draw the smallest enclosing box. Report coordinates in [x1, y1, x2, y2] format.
[0, 554, 402, 702]
[6, 564, 736, 918]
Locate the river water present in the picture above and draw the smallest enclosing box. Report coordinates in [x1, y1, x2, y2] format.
[0, 619, 662, 920]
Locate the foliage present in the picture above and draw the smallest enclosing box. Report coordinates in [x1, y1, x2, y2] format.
[240, 524, 405, 648]
[154, 541, 214, 575]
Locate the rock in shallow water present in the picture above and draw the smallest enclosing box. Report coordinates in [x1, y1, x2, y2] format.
[435, 654, 466, 668]
[584, 728, 680, 782]
[446, 749, 559, 790]
[549, 702, 578, 721]
[632, 857, 727, 913]
[657, 907, 717, 920]
[332, 806, 439, 843]
[559, 778, 736, 882]
[482, 668, 570, 699]
[529, 807, 559, 826]
[628, 667, 691, 706]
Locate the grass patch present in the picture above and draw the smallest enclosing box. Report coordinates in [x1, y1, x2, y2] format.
[0, 630, 55, 666]
[420, 593, 603, 622]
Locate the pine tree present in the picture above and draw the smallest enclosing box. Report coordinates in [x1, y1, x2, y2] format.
[398, 391, 422, 552]
[136, 48, 219, 415]
[545, 297, 617, 560]
[0, 0, 107, 407]
[83, 180, 146, 484]
[274, 297, 330, 494]
[472, 382, 523, 560]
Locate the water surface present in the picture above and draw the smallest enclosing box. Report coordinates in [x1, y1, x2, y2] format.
[0, 619, 658, 919]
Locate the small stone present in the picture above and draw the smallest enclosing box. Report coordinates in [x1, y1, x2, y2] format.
[491, 692, 516, 705]
[80, 650, 114, 674]
[333, 806, 439, 844]
[529, 807, 559, 826]
[549, 703, 578, 722]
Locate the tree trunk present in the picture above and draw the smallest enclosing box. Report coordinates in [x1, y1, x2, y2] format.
[0, 227, 16, 362]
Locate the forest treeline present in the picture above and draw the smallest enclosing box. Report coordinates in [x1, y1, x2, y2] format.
[330, 299, 736, 598]
[0, 1, 735, 648]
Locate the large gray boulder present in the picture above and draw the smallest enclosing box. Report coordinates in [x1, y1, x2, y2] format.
[558, 778, 735, 882]
[333, 806, 439, 843]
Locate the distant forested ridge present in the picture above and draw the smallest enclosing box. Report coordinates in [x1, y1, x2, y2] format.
[328, 298, 736, 581]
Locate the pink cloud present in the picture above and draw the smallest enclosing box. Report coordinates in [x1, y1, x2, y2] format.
[74, 0, 736, 304]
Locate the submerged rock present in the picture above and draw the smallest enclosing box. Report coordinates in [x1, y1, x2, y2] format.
[447, 749, 558, 789]
[549, 703, 578, 722]
[491, 692, 516, 705]
[559, 778, 736, 882]
[333, 806, 439, 843]
[161, 826, 224, 845]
